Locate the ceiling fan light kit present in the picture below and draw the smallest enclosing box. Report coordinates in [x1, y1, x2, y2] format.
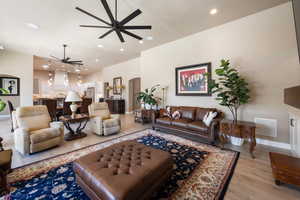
[76, 0, 152, 43]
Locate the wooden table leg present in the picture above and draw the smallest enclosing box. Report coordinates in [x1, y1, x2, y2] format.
[249, 135, 256, 159]
[219, 133, 227, 148]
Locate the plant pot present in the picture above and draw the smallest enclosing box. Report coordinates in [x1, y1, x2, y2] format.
[144, 104, 152, 110]
[230, 136, 244, 146]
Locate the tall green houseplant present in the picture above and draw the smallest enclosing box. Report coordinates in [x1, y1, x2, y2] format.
[209, 59, 250, 123]
[137, 85, 161, 110]
[0, 88, 9, 112]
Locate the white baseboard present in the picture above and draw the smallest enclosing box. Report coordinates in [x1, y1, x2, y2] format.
[256, 138, 291, 150]
[126, 111, 133, 114]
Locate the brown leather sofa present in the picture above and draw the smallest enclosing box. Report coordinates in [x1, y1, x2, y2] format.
[152, 106, 224, 144]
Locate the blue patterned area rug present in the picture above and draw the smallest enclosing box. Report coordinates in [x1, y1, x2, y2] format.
[1, 130, 239, 200]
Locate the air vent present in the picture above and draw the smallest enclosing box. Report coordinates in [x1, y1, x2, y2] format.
[254, 118, 277, 137]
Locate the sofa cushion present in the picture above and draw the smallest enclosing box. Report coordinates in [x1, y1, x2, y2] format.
[171, 119, 189, 128]
[30, 127, 61, 144]
[156, 117, 172, 125]
[179, 107, 196, 120]
[187, 121, 209, 133]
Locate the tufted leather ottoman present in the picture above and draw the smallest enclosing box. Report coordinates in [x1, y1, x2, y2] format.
[73, 140, 173, 200]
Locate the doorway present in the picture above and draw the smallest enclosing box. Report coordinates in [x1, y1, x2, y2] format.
[128, 77, 141, 112]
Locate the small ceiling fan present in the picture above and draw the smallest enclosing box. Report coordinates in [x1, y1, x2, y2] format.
[50, 44, 83, 66]
[76, 0, 152, 43]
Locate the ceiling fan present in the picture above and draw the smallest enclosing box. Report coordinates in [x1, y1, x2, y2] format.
[76, 0, 152, 43]
[50, 44, 83, 66]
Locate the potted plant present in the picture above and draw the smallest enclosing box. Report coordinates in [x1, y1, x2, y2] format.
[209, 59, 250, 145]
[137, 85, 161, 110]
[0, 88, 9, 112]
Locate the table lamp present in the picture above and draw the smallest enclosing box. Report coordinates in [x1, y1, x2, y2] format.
[65, 91, 82, 118]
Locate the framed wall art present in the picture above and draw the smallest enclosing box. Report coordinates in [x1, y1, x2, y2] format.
[113, 77, 122, 95]
[175, 63, 211, 96]
[0, 77, 20, 96]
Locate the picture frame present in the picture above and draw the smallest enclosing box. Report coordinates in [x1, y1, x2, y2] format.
[175, 63, 212, 96]
[113, 77, 122, 95]
[0, 77, 20, 96]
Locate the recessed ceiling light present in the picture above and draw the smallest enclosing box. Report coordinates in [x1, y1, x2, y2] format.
[42, 64, 49, 69]
[97, 44, 104, 48]
[139, 40, 144, 44]
[120, 48, 124, 52]
[210, 8, 218, 15]
[0, 45, 4, 50]
[75, 69, 81, 72]
[96, 58, 99, 62]
[26, 23, 40, 29]
[146, 36, 153, 41]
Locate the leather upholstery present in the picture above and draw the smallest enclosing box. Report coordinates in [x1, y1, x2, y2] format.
[153, 106, 223, 144]
[171, 119, 189, 128]
[73, 140, 173, 200]
[187, 121, 208, 132]
[156, 117, 172, 125]
[13, 105, 64, 155]
[88, 102, 120, 136]
[179, 107, 196, 120]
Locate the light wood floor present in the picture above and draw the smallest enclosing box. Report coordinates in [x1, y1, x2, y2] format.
[0, 114, 300, 199]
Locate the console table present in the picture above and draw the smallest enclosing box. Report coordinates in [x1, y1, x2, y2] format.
[220, 119, 256, 158]
[106, 99, 125, 114]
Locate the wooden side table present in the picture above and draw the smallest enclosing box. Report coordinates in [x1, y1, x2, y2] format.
[219, 119, 256, 158]
[0, 137, 12, 195]
[60, 114, 89, 141]
[269, 152, 300, 187]
[134, 109, 158, 125]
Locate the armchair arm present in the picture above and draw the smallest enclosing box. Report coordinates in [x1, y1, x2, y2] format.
[50, 121, 64, 140]
[90, 116, 103, 136]
[14, 128, 30, 155]
[111, 114, 121, 127]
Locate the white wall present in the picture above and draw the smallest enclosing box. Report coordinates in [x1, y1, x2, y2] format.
[0, 50, 33, 108]
[85, 58, 141, 112]
[140, 3, 300, 143]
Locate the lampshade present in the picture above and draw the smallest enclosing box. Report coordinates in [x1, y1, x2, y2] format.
[65, 91, 82, 102]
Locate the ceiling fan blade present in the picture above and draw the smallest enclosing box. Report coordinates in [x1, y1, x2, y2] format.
[119, 9, 142, 26]
[120, 30, 142, 40]
[80, 25, 112, 28]
[76, 7, 111, 26]
[122, 25, 152, 30]
[99, 28, 114, 39]
[69, 61, 82, 63]
[68, 61, 82, 63]
[101, 0, 115, 24]
[115, 29, 125, 43]
[50, 55, 61, 60]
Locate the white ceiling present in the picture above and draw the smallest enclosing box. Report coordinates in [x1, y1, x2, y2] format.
[0, 0, 289, 74]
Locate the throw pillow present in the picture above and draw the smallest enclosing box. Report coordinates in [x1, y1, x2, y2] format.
[203, 111, 218, 126]
[163, 106, 172, 118]
[172, 110, 181, 120]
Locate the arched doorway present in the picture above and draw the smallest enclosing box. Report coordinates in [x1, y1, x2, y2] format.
[128, 77, 141, 112]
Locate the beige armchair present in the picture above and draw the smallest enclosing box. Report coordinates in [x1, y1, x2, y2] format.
[88, 102, 121, 136]
[13, 105, 64, 155]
